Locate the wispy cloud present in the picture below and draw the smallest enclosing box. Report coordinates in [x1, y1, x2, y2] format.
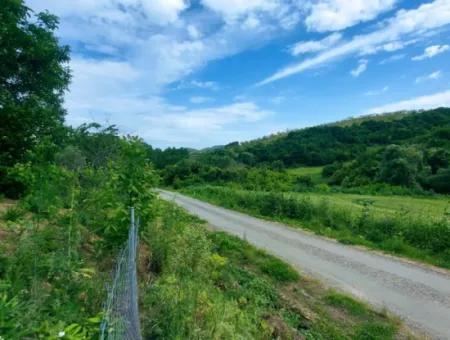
[190, 80, 220, 90]
[412, 44, 449, 61]
[415, 70, 442, 83]
[190, 96, 213, 104]
[365, 86, 389, 96]
[290, 33, 341, 56]
[366, 89, 450, 114]
[351, 59, 368, 77]
[304, 0, 397, 32]
[257, 0, 450, 86]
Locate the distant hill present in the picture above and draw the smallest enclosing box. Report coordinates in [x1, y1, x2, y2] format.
[197, 107, 450, 168]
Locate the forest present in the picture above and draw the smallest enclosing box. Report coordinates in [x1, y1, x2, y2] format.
[0, 1, 448, 339]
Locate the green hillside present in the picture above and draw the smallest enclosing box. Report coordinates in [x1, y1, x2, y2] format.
[160, 108, 450, 194]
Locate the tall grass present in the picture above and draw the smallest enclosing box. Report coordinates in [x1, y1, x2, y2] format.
[182, 185, 450, 268]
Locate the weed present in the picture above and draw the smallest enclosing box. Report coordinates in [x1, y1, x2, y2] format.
[2, 206, 24, 222]
[325, 292, 369, 317]
[354, 322, 396, 340]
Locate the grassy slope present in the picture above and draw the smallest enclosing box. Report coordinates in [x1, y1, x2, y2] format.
[140, 201, 415, 339]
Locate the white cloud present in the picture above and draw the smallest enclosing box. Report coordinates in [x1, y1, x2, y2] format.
[365, 86, 389, 96]
[350, 59, 368, 77]
[64, 56, 274, 147]
[290, 33, 341, 56]
[187, 25, 202, 39]
[27, 0, 188, 26]
[366, 89, 450, 114]
[201, 0, 278, 19]
[412, 44, 450, 61]
[67, 94, 274, 147]
[190, 96, 213, 104]
[415, 70, 442, 83]
[242, 14, 261, 29]
[305, 0, 397, 32]
[257, 0, 450, 85]
[190, 80, 220, 90]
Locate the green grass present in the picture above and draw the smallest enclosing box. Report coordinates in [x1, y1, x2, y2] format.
[354, 322, 397, 340]
[286, 166, 325, 184]
[209, 231, 299, 283]
[302, 191, 449, 220]
[325, 292, 370, 317]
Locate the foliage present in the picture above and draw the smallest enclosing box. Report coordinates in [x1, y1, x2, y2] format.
[0, 0, 70, 194]
[0, 131, 157, 337]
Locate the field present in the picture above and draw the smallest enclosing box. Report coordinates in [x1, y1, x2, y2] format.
[294, 191, 449, 219]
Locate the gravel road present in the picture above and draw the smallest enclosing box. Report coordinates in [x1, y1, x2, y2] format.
[159, 190, 450, 339]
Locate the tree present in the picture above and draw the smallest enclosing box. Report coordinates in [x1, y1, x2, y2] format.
[426, 148, 449, 174]
[377, 145, 424, 187]
[0, 0, 70, 192]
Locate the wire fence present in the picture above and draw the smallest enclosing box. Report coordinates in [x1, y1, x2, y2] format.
[100, 207, 141, 340]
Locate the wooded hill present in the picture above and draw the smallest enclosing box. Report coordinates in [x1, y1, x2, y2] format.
[160, 108, 450, 194]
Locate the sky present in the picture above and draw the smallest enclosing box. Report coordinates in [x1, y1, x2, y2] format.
[26, 0, 450, 149]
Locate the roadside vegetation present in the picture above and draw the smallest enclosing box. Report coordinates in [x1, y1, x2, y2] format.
[182, 185, 450, 268]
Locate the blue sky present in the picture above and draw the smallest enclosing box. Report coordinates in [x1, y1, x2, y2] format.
[26, 0, 450, 148]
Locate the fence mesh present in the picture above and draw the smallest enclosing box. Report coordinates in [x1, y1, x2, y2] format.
[100, 208, 141, 340]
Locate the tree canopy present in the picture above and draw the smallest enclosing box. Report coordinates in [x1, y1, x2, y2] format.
[0, 0, 70, 192]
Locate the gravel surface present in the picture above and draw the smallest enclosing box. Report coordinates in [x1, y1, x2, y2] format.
[159, 190, 450, 339]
